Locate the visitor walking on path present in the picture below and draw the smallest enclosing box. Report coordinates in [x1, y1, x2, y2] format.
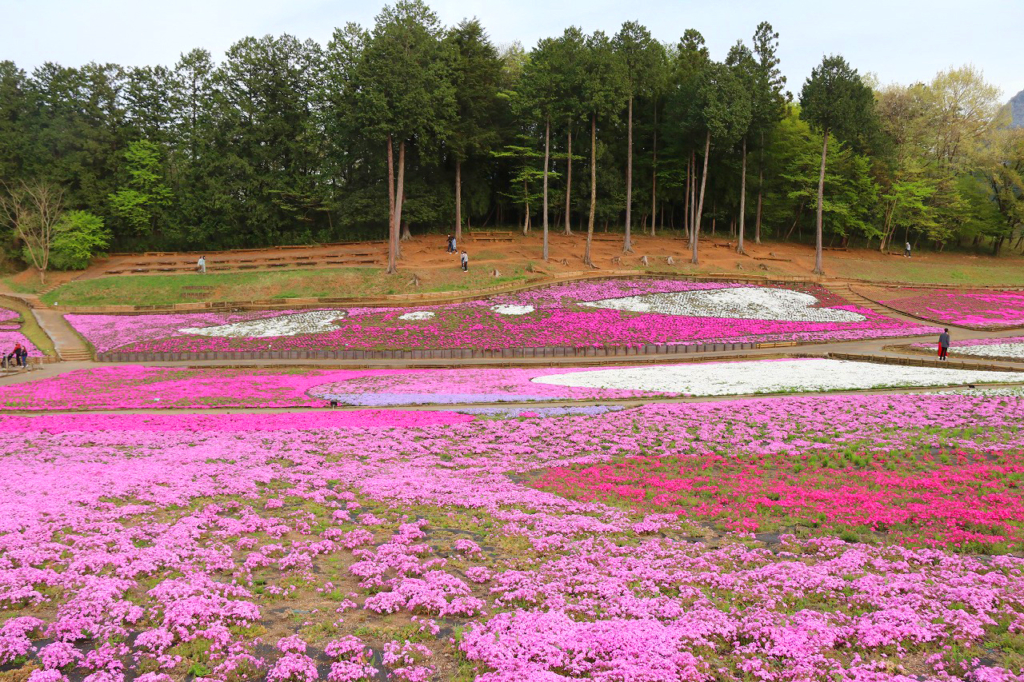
[446, 235, 456, 253]
[197, 256, 206, 273]
[938, 328, 950, 360]
[904, 241, 912, 258]
[460, 250, 469, 272]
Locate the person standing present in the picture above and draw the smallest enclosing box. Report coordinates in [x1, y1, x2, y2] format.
[460, 250, 469, 272]
[17, 345, 27, 367]
[938, 328, 950, 361]
[904, 241, 912, 258]
[197, 255, 206, 273]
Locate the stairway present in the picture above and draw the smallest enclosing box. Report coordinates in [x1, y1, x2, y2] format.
[58, 349, 93, 362]
[38, 282, 62, 298]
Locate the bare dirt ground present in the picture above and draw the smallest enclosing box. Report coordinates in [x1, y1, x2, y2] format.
[7, 231, 1020, 296]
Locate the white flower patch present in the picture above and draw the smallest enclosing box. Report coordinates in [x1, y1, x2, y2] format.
[180, 310, 346, 338]
[579, 287, 866, 323]
[491, 304, 535, 316]
[532, 358, 1013, 396]
[399, 311, 436, 321]
[950, 343, 1024, 360]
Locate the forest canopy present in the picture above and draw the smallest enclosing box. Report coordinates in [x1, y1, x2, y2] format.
[0, 0, 1021, 270]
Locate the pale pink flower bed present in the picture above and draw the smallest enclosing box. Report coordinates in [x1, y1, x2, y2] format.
[0, 395, 1022, 679]
[65, 280, 935, 355]
[0, 330, 41, 357]
[0, 307, 19, 325]
[0, 365, 657, 411]
[879, 288, 1024, 329]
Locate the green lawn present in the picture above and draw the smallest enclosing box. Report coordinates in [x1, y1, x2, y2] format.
[40, 267, 535, 307]
[827, 257, 1024, 286]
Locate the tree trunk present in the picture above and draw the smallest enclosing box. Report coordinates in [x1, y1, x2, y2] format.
[543, 116, 550, 261]
[879, 199, 896, 252]
[624, 96, 634, 252]
[394, 140, 407, 264]
[737, 136, 747, 254]
[684, 153, 691, 239]
[814, 131, 827, 275]
[650, 100, 657, 237]
[786, 202, 805, 240]
[755, 130, 764, 244]
[585, 113, 596, 266]
[564, 129, 573, 235]
[386, 135, 397, 274]
[454, 159, 462, 241]
[693, 131, 711, 265]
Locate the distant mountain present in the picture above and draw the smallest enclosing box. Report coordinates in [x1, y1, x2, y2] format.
[1011, 89, 1024, 128]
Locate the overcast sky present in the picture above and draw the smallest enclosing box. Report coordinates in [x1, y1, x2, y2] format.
[2, 0, 1021, 100]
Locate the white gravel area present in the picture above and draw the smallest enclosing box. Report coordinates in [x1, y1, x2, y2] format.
[532, 358, 1015, 396]
[399, 311, 436, 321]
[491, 304, 535, 316]
[180, 311, 345, 338]
[579, 287, 866, 322]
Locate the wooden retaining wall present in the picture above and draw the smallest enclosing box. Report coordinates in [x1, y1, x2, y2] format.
[97, 340, 786, 363]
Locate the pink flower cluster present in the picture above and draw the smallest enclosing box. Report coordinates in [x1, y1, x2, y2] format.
[0, 307, 19, 325]
[65, 280, 935, 355]
[533, 446, 1024, 549]
[0, 331, 40, 358]
[0, 364, 660, 411]
[879, 288, 1024, 329]
[0, 392, 1021, 679]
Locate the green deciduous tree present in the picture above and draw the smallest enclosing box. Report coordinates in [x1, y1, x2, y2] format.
[49, 210, 110, 270]
[109, 140, 172, 237]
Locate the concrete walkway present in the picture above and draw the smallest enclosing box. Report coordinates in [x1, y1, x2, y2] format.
[31, 309, 91, 361]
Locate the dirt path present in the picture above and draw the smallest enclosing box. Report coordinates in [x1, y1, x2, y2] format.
[7, 233, 1024, 298]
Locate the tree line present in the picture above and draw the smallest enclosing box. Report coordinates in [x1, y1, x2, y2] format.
[1, 0, 1021, 277]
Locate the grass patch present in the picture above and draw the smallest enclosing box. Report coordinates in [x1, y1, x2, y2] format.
[40, 267, 535, 307]
[827, 258, 1024, 286]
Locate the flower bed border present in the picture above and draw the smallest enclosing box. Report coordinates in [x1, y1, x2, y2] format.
[97, 340, 770, 362]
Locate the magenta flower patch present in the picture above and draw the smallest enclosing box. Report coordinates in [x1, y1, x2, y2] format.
[879, 288, 1024, 329]
[65, 280, 935, 355]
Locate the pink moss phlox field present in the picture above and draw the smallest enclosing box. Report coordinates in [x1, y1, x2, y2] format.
[0, 308, 19, 325]
[0, 393, 1023, 679]
[66, 280, 936, 354]
[0, 409, 472, 433]
[0, 330, 41, 357]
[0, 365, 658, 411]
[879, 289, 1024, 329]
[532, 449, 1024, 549]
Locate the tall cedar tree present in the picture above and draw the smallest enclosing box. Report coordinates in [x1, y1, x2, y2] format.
[800, 54, 874, 274]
